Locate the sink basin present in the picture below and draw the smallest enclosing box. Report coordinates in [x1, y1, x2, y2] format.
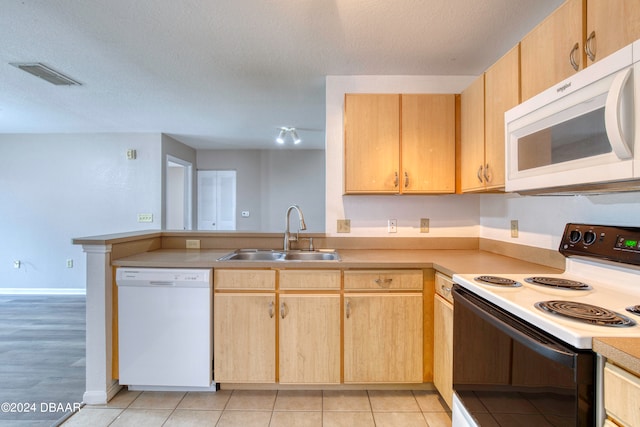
[217, 249, 340, 261]
[283, 251, 340, 261]
[217, 249, 285, 261]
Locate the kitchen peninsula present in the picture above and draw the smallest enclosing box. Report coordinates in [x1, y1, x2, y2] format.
[74, 230, 563, 405]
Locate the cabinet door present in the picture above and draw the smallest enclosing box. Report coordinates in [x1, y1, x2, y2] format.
[483, 45, 520, 191]
[401, 94, 456, 194]
[279, 295, 341, 384]
[344, 293, 423, 383]
[520, 0, 584, 101]
[344, 94, 400, 194]
[460, 75, 486, 192]
[433, 294, 453, 409]
[214, 293, 275, 383]
[586, 0, 640, 64]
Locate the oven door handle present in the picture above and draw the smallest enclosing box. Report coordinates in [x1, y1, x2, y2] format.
[454, 286, 577, 369]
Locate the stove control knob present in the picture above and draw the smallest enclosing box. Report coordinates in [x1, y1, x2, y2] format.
[569, 230, 581, 244]
[583, 231, 597, 245]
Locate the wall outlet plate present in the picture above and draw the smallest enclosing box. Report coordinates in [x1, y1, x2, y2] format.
[511, 220, 519, 238]
[420, 218, 430, 233]
[186, 239, 201, 249]
[137, 213, 153, 223]
[388, 219, 397, 233]
[337, 219, 351, 233]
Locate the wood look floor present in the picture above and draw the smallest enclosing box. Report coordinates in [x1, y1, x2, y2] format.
[0, 295, 86, 426]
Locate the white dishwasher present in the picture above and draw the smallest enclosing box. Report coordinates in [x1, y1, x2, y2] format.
[116, 268, 215, 391]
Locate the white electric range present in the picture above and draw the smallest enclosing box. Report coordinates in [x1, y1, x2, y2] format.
[451, 223, 640, 427]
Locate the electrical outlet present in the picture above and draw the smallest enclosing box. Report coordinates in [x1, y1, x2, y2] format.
[241, 211, 250, 218]
[420, 218, 430, 233]
[388, 219, 397, 233]
[66, 259, 73, 268]
[337, 219, 351, 233]
[137, 213, 153, 223]
[186, 239, 201, 249]
[511, 220, 519, 238]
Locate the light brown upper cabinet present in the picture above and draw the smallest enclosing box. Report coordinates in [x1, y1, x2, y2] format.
[461, 45, 519, 192]
[585, 0, 640, 65]
[521, 0, 640, 102]
[344, 93, 456, 194]
[460, 76, 486, 193]
[520, 0, 584, 101]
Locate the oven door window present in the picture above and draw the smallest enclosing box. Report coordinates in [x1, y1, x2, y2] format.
[453, 286, 594, 426]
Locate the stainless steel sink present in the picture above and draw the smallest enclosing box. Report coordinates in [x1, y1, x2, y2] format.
[283, 251, 340, 261]
[217, 249, 340, 261]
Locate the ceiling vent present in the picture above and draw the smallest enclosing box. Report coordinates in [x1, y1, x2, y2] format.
[10, 62, 82, 86]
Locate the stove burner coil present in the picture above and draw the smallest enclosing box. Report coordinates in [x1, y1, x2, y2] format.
[626, 305, 640, 316]
[474, 276, 522, 287]
[535, 300, 636, 327]
[525, 277, 591, 290]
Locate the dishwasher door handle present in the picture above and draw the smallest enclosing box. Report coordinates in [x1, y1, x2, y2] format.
[149, 281, 175, 286]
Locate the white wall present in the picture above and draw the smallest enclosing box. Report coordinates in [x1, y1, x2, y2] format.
[0, 133, 163, 292]
[325, 75, 480, 237]
[197, 149, 325, 232]
[480, 192, 640, 250]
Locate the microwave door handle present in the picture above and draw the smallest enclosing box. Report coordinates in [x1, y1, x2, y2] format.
[605, 67, 633, 160]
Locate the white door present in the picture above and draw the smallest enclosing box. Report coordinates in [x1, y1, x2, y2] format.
[197, 170, 236, 230]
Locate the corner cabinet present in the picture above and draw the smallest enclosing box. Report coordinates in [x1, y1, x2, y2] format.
[344, 94, 456, 194]
[213, 270, 276, 383]
[343, 270, 424, 383]
[433, 272, 454, 409]
[603, 362, 640, 426]
[460, 45, 519, 192]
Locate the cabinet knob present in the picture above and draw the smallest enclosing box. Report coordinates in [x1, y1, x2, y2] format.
[280, 302, 287, 319]
[569, 42, 580, 71]
[404, 172, 409, 188]
[346, 300, 351, 319]
[476, 165, 484, 183]
[394, 172, 399, 187]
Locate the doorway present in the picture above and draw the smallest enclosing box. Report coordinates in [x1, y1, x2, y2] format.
[166, 156, 193, 230]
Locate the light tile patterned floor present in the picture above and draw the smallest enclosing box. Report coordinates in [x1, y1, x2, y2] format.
[61, 389, 452, 426]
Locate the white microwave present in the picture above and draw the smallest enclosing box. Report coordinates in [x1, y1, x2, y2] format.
[505, 39, 639, 194]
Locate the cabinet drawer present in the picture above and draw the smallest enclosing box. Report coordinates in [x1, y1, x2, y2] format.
[214, 269, 276, 290]
[435, 272, 454, 303]
[604, 362, 640, 426]
[344, 270, 422, 291]
[279, 270, 341, 290]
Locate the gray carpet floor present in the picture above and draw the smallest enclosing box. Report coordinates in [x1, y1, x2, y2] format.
[0, 295, 85, 426]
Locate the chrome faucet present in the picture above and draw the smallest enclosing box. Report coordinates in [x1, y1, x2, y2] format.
[284, 205, 307, 251]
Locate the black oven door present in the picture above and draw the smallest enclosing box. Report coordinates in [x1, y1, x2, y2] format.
[452, 285, 594, 426]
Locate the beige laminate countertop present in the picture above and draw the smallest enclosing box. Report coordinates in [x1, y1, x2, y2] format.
[593, 337, 640, 376]
[112, 248, 563, 277]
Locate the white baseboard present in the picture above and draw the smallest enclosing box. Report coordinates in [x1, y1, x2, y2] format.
[0, 288, 86, 295]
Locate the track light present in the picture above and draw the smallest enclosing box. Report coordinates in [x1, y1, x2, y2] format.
[291, 129, 301, 144]
[275, 127, 301, 145]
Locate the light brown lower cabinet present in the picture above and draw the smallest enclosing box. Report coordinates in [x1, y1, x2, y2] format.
[343, 293, 423, 383]
[278, 294, 341, 384]
[213, 293, 276, 383]
[604, 362, 640, 426]
[433, 293, 453, 408]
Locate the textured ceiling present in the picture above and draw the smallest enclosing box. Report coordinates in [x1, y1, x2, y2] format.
[0, 0, 564, 149]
